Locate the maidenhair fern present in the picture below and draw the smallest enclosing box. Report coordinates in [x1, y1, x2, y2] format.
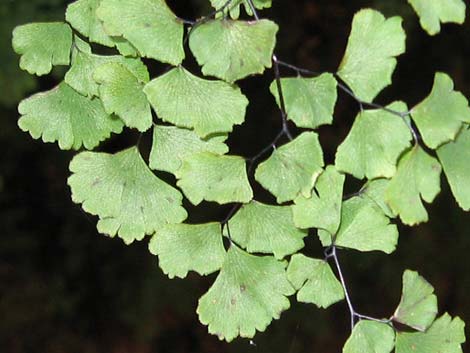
[12, 0, 468, 351]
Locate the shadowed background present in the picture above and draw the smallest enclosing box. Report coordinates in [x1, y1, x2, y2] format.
[1, 1, 470, 352]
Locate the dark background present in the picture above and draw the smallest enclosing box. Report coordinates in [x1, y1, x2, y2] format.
[1, 1, 470, 352]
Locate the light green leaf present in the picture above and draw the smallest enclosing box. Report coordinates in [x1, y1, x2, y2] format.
[396, 313, 465, 353]
[189, 19, 278, 83]
[96, 0, 185, 65]
[292, 166, 345, 234]
[255, 132, 324, 203]
[149, 222, 226, 279]
[269, 74, 337, 129]
[408, 0, 466, 35]
[437, 128, 470, 211]
[66, 0, 137, 55]
[343, 320, 395, 353]
[338, 9, 406, 102]
[68, 147, 187, 244]
[385, 145, 441, 225]
[287, 254, 344, 308]
[318, 196, 398, 254]
[393, 270, 438, 331]
[18, 82, 123, 150]
[93, 62, 152, 132]
[12, 22, 73, 76]
[361, 179, 396, 218]
[209, 0, 272, 19]
[66, 0, 117, 47]
[335, 102, 412, 179]
[411, 72, 470, 149]
[175, 152, 253, 205]
[226, 201, 307, 259]
[65, 37, 148, 97]
[144, 67, 248, 137]
[197, 245, 294, 342]
[149, 125, 228, 175]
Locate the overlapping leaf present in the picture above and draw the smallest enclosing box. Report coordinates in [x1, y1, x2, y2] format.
[93, 62, 152, 132]
[395, 313, 466, 353]
[393, 270, 437, 331]
[209, 0, 272, 19]
[68, 147, 188, 244]
[408, 0, 466, 35]
[343, 320, 395, 353]
[197, 245, 294, 342]
[96, 0, 185, 65]
[227, 201, 307, 259]
[144, 67, 248, 137]
[269, 74, 337, 129]
[318, 196, 398, 254]
[338, 9, 406, 102]
[66, 0, 136, 53]
[335, 102, 412, 179]
[255, 132, 324, 203]
[149, 222, 226, 279]
[149, 125, 228, 175]
[361, 179, 396, 218]
[189, 19, 278, 82]
[12, 22, 72, 76]
[410, 72, 470, 149]
[18, 82, 123, 150]
[65, 37, 148, 97]
[437, 128, 470, 211]
[292, 166, 345, 234]
[176, 152, 253, 205]
[385, 145, 441, 225]
[287, 254, 344, 308]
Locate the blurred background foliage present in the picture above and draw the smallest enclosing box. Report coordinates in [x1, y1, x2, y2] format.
[1, 0, 469, 352]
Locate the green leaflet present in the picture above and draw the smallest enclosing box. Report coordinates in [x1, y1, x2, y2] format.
[209, 0, 272, 19]
[287, 254, 344, 308]
[338, 9, 406, 102]
[68, 147, 187, 244]
[18, 82, 123, 150]
[226, 201, 307, 260]
[437, 128, 470, 211]
[12, 22, 72, 76]
[395, 313, 466, 353]
[393, 270, 437, 331]
[149, 222, 226, 279]
[361, 179, 396, 218]
[335, 102, 412, 179]
[343, 320, 395, 353]
[318, 196, 398, 254]
[65, 37, 148, 97]
[93, 62, 152, 132]
[96, 0, 185, 65]
[197, 245, 294, 342]
[385, 145, 441, 225]
[66, 0, 136, 53]
[189, 19, 278, 83]
[411, 72, 470, 149]
[408, 0, 466, 36]
[292, 166, 345, 235]
[269, 74, 337, 129]
[144, 67, 248, 137]
[149, 125, 228, 175]
[255, 132, 324, 203]
[175, 152, 253, 205]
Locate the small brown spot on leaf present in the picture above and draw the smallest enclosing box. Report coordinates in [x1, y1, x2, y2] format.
[240, 284, 246, 292]
[230, 297, 236, 305]
[92, 178, 101, 187]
